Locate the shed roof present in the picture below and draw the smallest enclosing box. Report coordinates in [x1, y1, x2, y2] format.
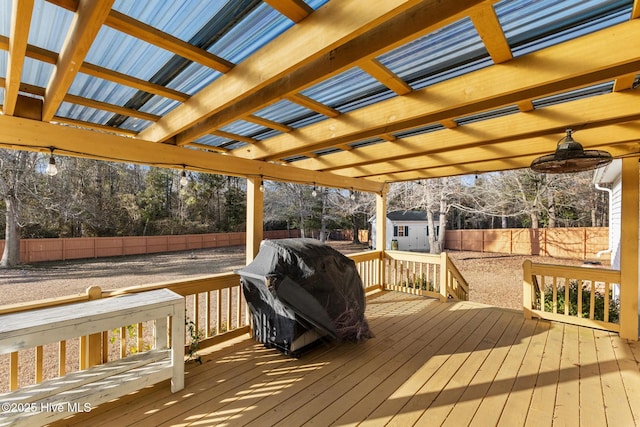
[1, 0, 639, 192]
[387, 210, 429, 222]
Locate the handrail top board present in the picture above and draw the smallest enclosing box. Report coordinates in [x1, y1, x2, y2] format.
[0, 288, 184, 353]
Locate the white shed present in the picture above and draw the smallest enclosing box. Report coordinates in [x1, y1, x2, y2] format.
[369, 210, 437, 252]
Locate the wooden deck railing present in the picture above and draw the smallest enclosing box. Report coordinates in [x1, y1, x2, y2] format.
[523, 260, 621, 332]
[383, 251, 469, 301]
[0, 249, 469, 393]
[0, 272, 249, 392]
[349, 250, 384, 293]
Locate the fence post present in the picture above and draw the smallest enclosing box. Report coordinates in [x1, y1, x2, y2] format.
[80, 286, 103, 369]
[522, 260, 533, 319]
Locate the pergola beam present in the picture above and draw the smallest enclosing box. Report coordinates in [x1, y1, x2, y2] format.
[0, 115, 384, 194]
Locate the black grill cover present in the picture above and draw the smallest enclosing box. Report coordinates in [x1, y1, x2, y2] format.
[237, 238, 373, 357]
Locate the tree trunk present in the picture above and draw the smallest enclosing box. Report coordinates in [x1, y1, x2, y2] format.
[530, 212, 539, 229]
[351, 215, 360, 244]
[1, 195, 21, 267]
[548, 191, 556, 228]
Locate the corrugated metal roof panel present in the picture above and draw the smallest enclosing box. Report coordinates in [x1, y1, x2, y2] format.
[495, 0, 633, 57]
[378, 17, 490, 89]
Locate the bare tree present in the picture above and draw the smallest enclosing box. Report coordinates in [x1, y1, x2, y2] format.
[389, 177, 461, 253]
[0, 150, 40, 267]
[327, 189, 374, 243]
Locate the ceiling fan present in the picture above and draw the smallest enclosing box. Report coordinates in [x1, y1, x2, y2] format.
[530, 128, 613, 174]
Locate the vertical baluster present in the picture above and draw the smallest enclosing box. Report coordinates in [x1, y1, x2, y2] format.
[59, 341, 66, 377]
[137, 323, 144, 353]
[102, 332, 108, 363]
[35, 346, 43, 383]
[206, 291, 212, 338]
[604, 282, 611, 323]
[216, 289, 222, 335]
[10, 352, 18, 391]
[577, 278, 583, 318]
[589, 280, 596, 320]
[194, 293, 200, 337]
[237, 286, 243, 329]
[564, 277, 570, 316]
[120, 326, 127, 358]
[552, 276, 557, 314]
[227, 288, 232, 333]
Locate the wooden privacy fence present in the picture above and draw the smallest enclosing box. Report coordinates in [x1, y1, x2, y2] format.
[445, 227, 609, 260]
[0, 230, 300, 264]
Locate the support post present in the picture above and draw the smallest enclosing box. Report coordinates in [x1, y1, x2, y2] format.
[246, 176, 264, 265]
[376, 186, 388, 288]
[80, 286, 103, 369]
[620, 157, 639, 340]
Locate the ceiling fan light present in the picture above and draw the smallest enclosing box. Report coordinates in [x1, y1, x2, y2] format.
[530, 129, 613, 173]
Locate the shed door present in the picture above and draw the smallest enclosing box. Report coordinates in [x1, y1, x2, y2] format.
[412, 225, 428, 250]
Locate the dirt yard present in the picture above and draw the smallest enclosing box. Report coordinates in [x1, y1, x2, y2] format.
[0, 241, 591, 310]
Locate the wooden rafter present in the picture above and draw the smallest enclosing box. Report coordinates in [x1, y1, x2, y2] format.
[286, 93, 340, 118]
[469, 4, 513, 63]
[243, 115, 293, 134]
[210, 130, 258, 146]
[0, 36, 190, 103]
[142, 0, 492, 145]
[264, 0, 313, 23]
[43, 0, 115, 121]
[358, 58, 412, 95]
[105, 10, 233, 73]
[4, 0, 34, 116]
[236, 19, 640, 162]
[1, 79, 160, 123]
[47, 0, 232, 72]
[294, 90, 640, 175]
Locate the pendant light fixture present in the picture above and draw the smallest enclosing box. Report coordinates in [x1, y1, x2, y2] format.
[46, 148, 58, 176]
[530, 129, 612, 173]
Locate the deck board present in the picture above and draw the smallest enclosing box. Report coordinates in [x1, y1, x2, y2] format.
[54, 291, 640, 427]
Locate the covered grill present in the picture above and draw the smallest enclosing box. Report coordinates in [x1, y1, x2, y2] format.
[237, 238, 372, 357]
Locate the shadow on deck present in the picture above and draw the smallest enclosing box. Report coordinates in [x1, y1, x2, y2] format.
[55, 291, 640, 427]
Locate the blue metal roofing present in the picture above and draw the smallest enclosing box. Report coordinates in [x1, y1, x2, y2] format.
[0, 0, 634, 156]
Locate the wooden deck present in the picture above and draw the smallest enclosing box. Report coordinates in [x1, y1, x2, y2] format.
[55, 291, 640, 427]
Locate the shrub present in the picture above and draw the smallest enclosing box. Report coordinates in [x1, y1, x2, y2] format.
[537, 279, 619, 323]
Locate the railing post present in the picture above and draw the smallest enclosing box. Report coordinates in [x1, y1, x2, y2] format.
[80, 286, 103, 369]
[439, 252, 448, 302]
[522, 260, 533, 319]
